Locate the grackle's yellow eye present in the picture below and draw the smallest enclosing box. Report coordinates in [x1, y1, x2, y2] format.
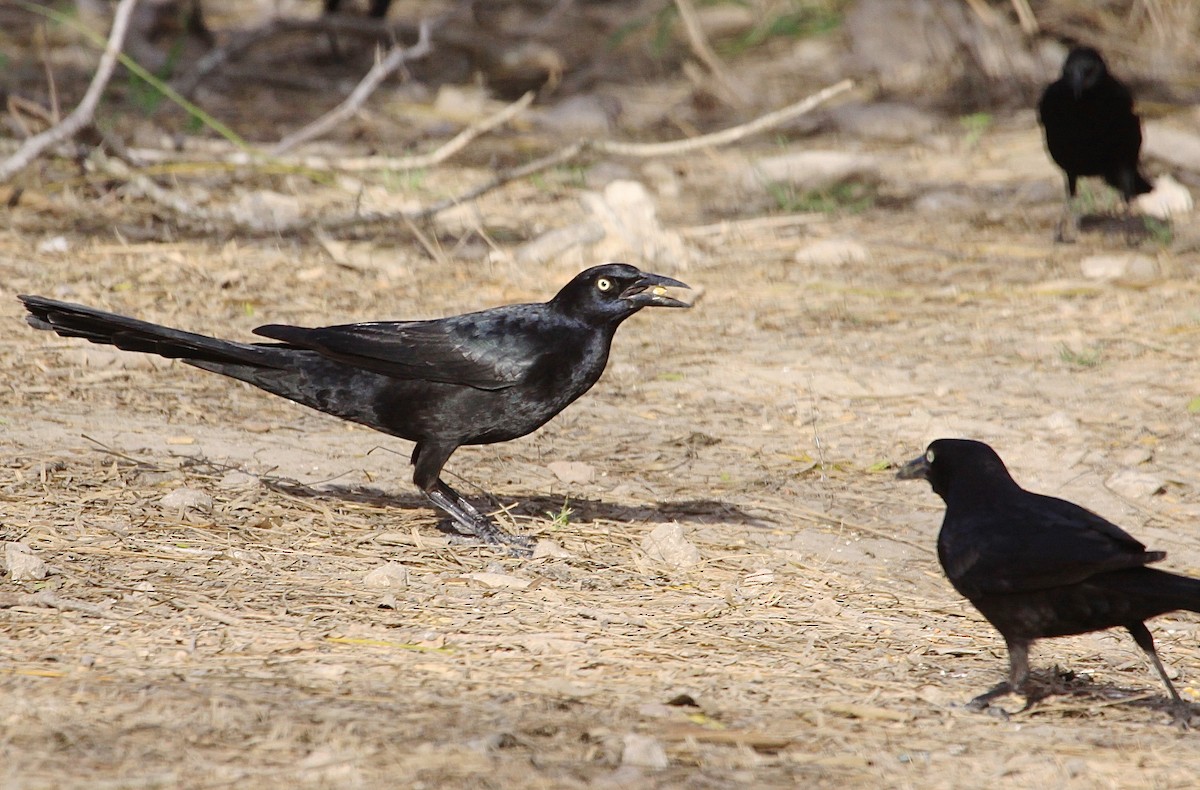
[596, 277, 613, 292]
[926, 449, 936, 463]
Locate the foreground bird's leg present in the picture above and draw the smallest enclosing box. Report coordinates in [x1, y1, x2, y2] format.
[412, 442, 532, 552]
[968, 639, 1031, 711]
[1127, 622, 1193, 727]
[424, 481, 531, 550]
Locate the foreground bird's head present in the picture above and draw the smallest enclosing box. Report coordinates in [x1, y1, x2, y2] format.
[896, 438, 1020, 503]
[551, 264, 690, 324]
[1061, 46, 1108, 100]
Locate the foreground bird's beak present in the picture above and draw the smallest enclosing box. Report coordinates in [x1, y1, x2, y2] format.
[622, 273, 691, 308]
[895, 454, 930, 481]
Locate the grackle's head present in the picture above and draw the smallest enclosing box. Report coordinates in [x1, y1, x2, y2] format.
[896, 438, 1018, 502]
[1061, 46, 1107, 100]
[551, 263, 691, 324]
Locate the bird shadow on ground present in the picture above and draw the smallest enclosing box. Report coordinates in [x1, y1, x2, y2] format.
[261, 478, 768, 529]
[980, 668, 1194, 723]
[1077, 213, 1155, 240]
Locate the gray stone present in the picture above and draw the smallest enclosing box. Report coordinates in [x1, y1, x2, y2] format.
[743, 150, 879, 194]
[217, 470, 260, 490]
[1105, 469, 1166, 499]
[829, 102, 938, 142]
[641, 524, 701, 569]
[160, 486, 212, 512]
[363, 562, 410, 589]
[4, 542, 47, 581]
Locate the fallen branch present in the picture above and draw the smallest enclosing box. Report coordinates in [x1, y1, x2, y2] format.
[115, 78, 853, 236]
[673, 0, 749, 108]
[271, 20, 435, 156]
[287, 89, 536, 171]
[0, 0, 139, 183]
[308, 79, 854, 232]
[321, 141, 586, 231]
[592, 78, 854, 157]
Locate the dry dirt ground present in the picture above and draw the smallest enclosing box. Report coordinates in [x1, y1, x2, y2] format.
[5, 32, 1200, 790]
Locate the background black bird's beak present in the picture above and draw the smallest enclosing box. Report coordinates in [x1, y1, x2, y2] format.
[1069, 72, 1085, 100]
[622, 273, 691, 308]
[896, 454, 930, 481]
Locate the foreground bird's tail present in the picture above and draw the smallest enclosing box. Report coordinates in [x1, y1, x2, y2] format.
[19, 295, 280, 369]
[1102, 567, 1200, 616]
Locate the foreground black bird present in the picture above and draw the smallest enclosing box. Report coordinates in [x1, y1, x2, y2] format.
[898, 438, 1200, 719]
[1038, 46, 1153, 241]
[20, 264, 689, 548]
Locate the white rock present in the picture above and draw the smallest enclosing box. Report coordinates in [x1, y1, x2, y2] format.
[1105, 469, 1166, 499]
[363, 562, 410, 589]
[743, 150, 879, 193]
[547, 460, 595, 485]
[1135, 174, 1193, 219]
[794, 238, 869, 267]
[160, 487, 212, 511]
[1042, 411, 1077, 433]
[464, 572, 531, 590]
[581, 180, 698, 270]
[621, 734, 669, 769]
[4, 542, 47, 581]
[37, 235, 70, 254]
[640, 524, 701, 569]
[1079, 254, 1158, 285]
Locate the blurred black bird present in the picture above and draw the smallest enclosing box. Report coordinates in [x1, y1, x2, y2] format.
[1038, 46, 1153, 241]
[324, 0, 391, 18]
[20, 264, 689, 550]
[898, 438, 1199, 720]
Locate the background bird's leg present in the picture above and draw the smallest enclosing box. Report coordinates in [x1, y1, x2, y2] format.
[1055, 177, 1079, 243]
[1127, 622, 1193, 725]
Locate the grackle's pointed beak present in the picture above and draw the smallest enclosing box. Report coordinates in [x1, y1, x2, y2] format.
[896, 454, 930, 481]
[622, 272, 691, 308]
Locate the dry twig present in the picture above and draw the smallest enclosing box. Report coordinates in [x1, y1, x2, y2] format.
[271, 20, 435, 156]
[109, 78, 851, 236]
[0, 591, 124, 619]
[0, 0, 139, 183]
[306, 78, 854, 234]
[287, 90, 536, 172]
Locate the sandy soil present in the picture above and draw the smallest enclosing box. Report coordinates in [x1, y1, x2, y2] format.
[5, 22, 1200, 789]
